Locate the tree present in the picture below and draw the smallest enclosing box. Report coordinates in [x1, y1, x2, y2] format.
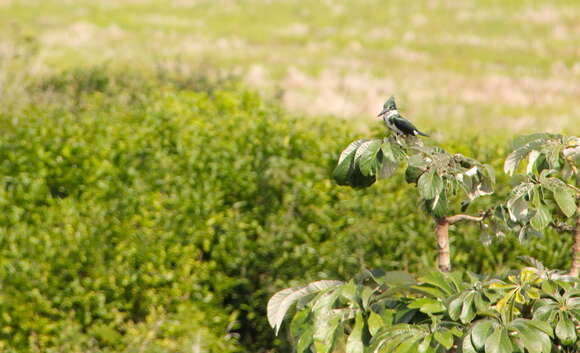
[267, 127, 580, 353]
[333, 136, 494, 272]
[502, 133, 580, 276]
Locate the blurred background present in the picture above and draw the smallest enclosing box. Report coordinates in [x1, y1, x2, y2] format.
[0, 0, 578, 352]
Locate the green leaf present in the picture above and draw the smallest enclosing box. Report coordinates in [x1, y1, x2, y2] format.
[462, 334, 478, 353]
[290, 309, 310, 340]
[380, 271, 416, 287]
[408, 298, 445, 314]
[553, 187, 577, 218]
[470, 320, 494, 351]
[532, 304, 555, 322]
[267, 280, 343, 335]
[429, 190, 448, 218]
[313, 309, 342, 353]
[333, 140, 367, 184]
[346, 312, 364, 353]
[434, 329, 453, 350]
[368, 311, 384, 336]
[341, 281, 358, 304]
[555, 313, 577, 345]
[484, 328, 513, 353]
[510, 319, 551, 353]
[379, 158, 399, 179]
[394, 337, 421, 353]
[526, 150, 541, 175]
[418, 169, 443, 200]
[505, 134, 559, 175]
[460, 291, 476, 324]
[525, 320, 554, 337]
[381, 140, 396, 162]
[417, 335, 433, 353]
[448, 296, 463, 321]
[530, 204, 552, 231]
[297, 323, 314, 353]
[507, 196, 529, 222]
[417, 271, 455, 297]
[405, 165, 423, 184]
[357, 140, 382, 176]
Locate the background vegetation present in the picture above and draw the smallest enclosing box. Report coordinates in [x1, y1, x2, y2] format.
[0, 0, 578, 352]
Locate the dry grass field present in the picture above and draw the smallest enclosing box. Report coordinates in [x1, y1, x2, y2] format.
[1, 0, 579, 137]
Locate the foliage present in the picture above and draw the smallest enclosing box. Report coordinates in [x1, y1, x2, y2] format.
[333, 138, 495, 219]
[270, 121, 579, 352]
[268, 266, 580, 353]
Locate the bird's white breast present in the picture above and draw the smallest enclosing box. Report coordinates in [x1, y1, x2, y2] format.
[384, 115, 403, 134]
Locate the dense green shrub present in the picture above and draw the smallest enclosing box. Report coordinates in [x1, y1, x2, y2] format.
[0, 69, 574, 352]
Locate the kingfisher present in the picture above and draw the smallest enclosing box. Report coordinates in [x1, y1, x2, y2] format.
[377, 96, 429, 137]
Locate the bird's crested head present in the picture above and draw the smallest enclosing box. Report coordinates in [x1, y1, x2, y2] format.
[377, 95, 397, 117]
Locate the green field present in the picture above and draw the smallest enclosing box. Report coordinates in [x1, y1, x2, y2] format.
[0, 0, 578, 352]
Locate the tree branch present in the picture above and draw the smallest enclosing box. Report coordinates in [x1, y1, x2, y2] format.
[447, 214, 485, 225]
[552, 221, 574, 233]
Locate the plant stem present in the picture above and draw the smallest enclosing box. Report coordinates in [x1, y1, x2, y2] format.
[436, 214, 486, 272]
[569, 203, 580, 277]
[436, 218, 451, 272]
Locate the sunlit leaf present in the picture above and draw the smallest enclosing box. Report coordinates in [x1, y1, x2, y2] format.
[484, 327, 512, 353]
[267, 280, 343, 335]
[346, 312, 364, 353]
[553, 187, 577, 218]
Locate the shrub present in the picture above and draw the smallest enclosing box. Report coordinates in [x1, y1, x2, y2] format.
[0, 69, 575, 352]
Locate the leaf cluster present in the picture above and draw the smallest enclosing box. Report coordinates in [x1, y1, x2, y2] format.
[491, 134, 580, 240]
[333, 138, 495, 218]
[268, 265, 580, 353]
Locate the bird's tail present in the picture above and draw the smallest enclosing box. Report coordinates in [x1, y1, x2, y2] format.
[416, 130, 429, 137]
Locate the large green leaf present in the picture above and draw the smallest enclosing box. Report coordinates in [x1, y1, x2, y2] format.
[379, 158, 399, 179]
[448, 296, 463, 321]
[530, 204, 552, 231]
[507, 196, 529, 222]
[553, 187, 577, 218]
[433, 329, 453, 350]
[267, 280, 343, 335]
[526, 150, 541, 175]
[555, 313, 577, 345]
[313, 289, 344, 353]
[459, 291, 476, 324]
[333, 139, 369, 185]
[462, 334, 478, 353]
[510, 319, 551, 353]
[418, 169, 443, 200]
[296, 324, 314, 353]
[357, 139, 382, 177]
[313, 312, 342, 353]
[346, 312, 364, 353]
[429, 190, 448, 218]
[505, 134, 560, 175]
[470, 320, 494, 351]
[484, 328, 512, 353]
[367, 312, 384, 336]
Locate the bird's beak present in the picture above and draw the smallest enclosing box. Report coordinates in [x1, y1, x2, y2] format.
[377, 108, 388, 117]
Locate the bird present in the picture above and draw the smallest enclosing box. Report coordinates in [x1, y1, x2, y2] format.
[377, 96, 429, 137]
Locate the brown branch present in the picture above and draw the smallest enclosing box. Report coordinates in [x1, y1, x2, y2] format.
[436, 218, 451, 272]
[435, 213, 487, 272]
[447, 214, 485, 225]
[552, 221, 575, 233]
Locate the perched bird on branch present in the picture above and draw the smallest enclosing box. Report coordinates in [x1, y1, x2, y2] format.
[377, 96, 429, 137]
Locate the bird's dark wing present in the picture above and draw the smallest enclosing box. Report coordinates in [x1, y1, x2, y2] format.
[391, 115, 419, 135]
